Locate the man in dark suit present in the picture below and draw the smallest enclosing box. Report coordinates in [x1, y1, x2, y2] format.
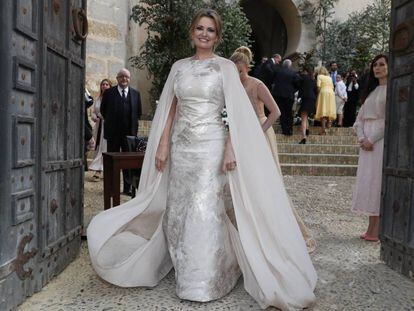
[329, 61, 338, 88]
[101, 68, 142, 196]
[259, 53, 281, 91]
[271, 59, 300, 135]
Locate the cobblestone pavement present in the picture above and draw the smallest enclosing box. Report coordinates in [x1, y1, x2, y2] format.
[18, 173, 414, 311]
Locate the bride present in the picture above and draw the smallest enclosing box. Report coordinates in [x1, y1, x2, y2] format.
[87, 8, 317, 310]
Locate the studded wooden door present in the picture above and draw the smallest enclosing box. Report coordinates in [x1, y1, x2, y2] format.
[0, 0, 87, 309]
[380, 0, 414, 279]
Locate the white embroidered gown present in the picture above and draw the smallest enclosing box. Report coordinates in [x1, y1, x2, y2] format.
[164, 58, 240, 301]
[87, 56, 317, 311]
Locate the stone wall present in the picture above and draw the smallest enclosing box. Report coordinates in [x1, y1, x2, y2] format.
[85, 0, 152, 116]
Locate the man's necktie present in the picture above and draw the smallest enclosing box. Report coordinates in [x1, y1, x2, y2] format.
[122, 89, 126, 102]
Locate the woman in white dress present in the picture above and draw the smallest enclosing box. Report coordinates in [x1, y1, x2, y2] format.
[352, 54, 388, 242]
[88, 9, 317, 310]
[89, 79, 112, 180]
[230, 46, 316, 252]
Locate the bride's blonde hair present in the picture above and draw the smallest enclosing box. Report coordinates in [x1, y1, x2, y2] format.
[230, 46, 253, 67]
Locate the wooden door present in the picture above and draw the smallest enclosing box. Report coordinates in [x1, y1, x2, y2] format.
[380, 0, 414, 279]
[0, 0, 87, 309]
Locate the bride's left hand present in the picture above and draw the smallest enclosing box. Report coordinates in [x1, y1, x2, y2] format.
[222, 139, 237, 173]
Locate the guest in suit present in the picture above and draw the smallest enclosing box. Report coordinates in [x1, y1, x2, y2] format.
[271, 59, 300, 135]
[100, 68, 142, 196]
[258, 53, 281, 91]
[329, 61, 338, 87]
[358, 65, 371, 101]
[298, 67, 317, 143]
[343, 69, 360, 127]
[251, 57, 267, 79]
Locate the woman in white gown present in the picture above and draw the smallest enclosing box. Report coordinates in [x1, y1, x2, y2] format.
[89, 79, 111, 180]
[88, 9, 317, 310]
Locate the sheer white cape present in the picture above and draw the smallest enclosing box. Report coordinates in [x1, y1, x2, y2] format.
[87, 57, 317, 310]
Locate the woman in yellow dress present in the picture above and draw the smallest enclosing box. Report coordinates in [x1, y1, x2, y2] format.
[230, 46, 316, 252]
[315, 66, 336, 134]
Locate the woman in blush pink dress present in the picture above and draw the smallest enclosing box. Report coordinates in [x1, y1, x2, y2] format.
[230, 46, 316, 252]
[352, 54, 388, 242]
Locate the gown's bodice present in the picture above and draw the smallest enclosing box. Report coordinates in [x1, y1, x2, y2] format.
[172, 58, 226, 143]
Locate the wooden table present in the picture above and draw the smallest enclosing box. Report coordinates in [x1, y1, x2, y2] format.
[103, 152, 145, 210]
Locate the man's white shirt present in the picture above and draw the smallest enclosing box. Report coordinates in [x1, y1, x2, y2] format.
[335, 81, 347, 100]
[117, 85, 129, 98]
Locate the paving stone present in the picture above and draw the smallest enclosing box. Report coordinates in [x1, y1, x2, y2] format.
[18, 174, 414, 311]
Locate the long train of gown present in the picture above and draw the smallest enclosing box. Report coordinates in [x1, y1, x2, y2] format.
[87, 57, 317, 310]
[259, 116, 316, 252]
[244, 77, 315, 252]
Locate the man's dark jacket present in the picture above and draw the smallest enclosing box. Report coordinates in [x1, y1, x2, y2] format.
[271, 66, 300, 100]
[259, 59, 276, 90]
[100, 86, 142, 140]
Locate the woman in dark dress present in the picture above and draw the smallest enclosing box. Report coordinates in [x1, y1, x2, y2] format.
[298, 67, 317, 144]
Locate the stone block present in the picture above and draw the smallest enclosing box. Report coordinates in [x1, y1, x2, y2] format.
[112, 7, 128, 34]
[112, 43, 126, 59]
[86, 56, 106, 75]
[108, 60, 125, 79]
[87, 1, 112, 21]
[88, 19, 121, 40]
[86, 39, 113, 57]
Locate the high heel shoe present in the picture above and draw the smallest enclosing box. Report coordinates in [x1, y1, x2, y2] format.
[299, 138, 306, 144]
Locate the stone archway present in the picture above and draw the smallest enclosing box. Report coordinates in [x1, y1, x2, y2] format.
[241, 0, 303, 62]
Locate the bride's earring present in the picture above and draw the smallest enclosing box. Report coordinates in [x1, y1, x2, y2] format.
[190, 40, 195, 49]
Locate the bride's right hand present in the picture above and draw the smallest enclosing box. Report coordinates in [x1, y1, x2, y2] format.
[155, 143, 169, 172]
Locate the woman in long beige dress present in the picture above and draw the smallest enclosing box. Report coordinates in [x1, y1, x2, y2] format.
[230, 47, 316, 252]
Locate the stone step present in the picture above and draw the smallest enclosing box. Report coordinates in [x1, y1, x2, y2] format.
[279, 153, 359, 165]
[275, 134, 358, 145]
[273, 125, 355, 136]
[277, 143, 359, 155]
[281, 163, 357, 176]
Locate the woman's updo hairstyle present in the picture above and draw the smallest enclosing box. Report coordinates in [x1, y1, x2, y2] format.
[230, 46, 253, 67]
